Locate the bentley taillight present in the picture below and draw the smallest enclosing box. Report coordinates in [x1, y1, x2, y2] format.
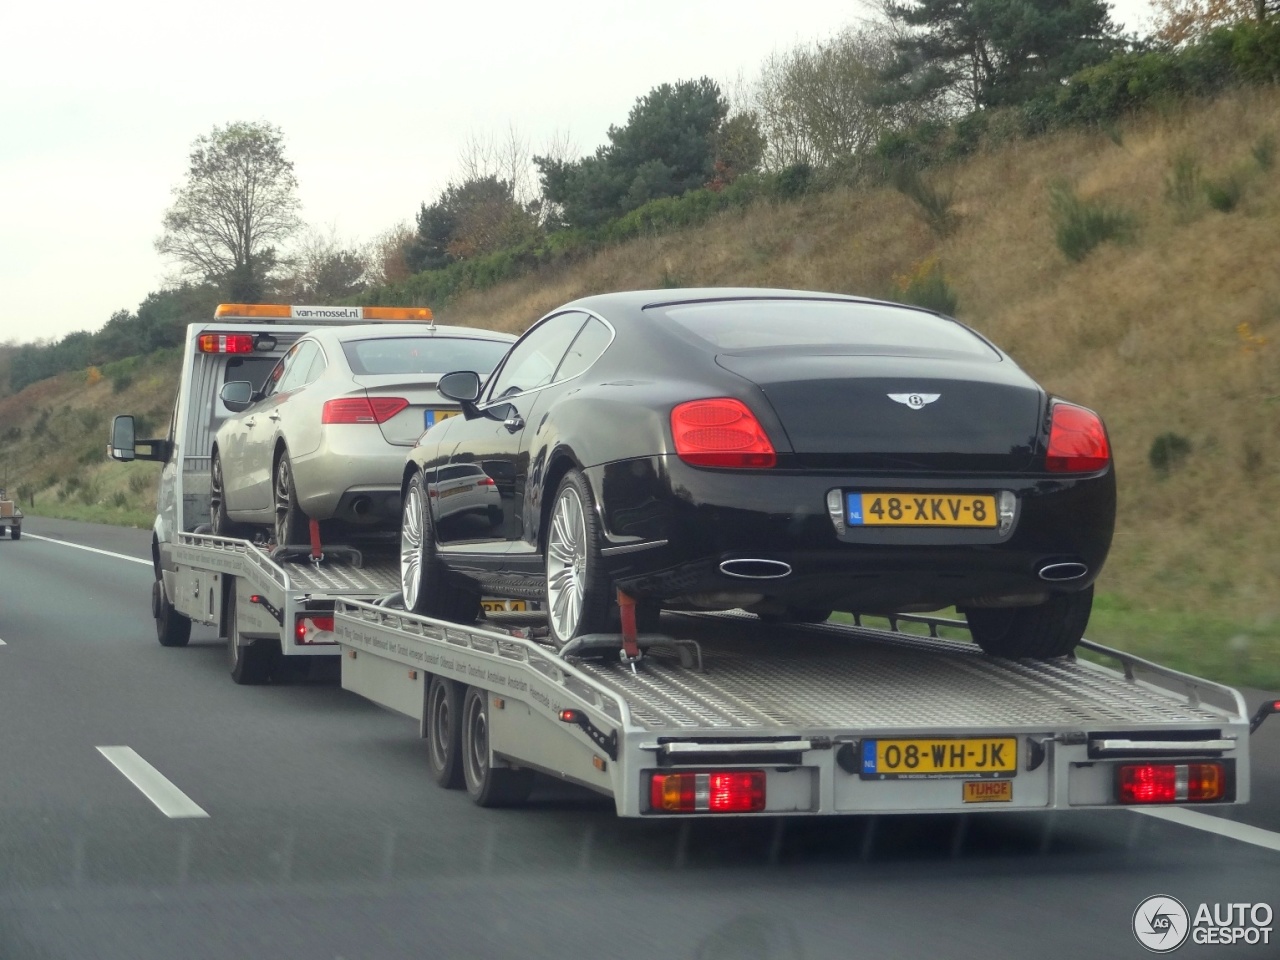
[1046, 402, 1110, 473]
[671, 398, 776, 468]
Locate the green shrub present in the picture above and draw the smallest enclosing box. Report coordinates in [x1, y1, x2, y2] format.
[893, 168, 959, 237]
[1252, 133, 1275, 170]
[111, 491, 129, 509]
[128, 472, 151, 494]
[1165, 150, 1202, 218]
[1204, 173, 1244, 212]
[893, 258, 959, 315]
[1048, 181, 1136, 262]
[773, 163, 813, 200]
[1149, 432, 1193, 474]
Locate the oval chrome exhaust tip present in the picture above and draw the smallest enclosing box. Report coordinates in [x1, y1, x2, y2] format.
[719, 559, 793, 579]
[1038, 562, 1088, 582]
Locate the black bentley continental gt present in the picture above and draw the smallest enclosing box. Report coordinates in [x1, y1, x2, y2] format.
[398, 289, 1115, 658]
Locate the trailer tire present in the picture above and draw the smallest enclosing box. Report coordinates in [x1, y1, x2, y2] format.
[964, 586, 1093, 659]
[545, 470, 614, 648]
[461, 685, 534, 807]
[273, 451, 309, 548]
[425, 676, 465, 789]
[226, 589, 275, 685]
[12, 525, 21, 540]
[153, 578, 191, 647]
[401, 470, 480, 623]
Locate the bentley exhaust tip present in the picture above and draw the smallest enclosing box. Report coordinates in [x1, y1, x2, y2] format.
[720, 559, 792, 579]
[1038, 562, 1088, 582]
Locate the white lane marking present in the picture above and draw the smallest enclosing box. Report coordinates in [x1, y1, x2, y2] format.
[96, 746, 210, 819]
[1136, 807, 1280, 853]
[23, 533, 150, 566]
[0, 637, 5, 645]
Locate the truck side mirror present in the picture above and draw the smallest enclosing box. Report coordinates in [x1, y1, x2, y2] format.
[110, 415, 136, 462]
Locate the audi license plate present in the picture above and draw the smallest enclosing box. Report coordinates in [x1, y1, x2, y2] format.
[860, 737, 1017, 780]
[848, 492, 998, 528]
[424, 408, 461, 429]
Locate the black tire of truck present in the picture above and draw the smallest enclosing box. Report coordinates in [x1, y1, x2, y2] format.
[425, 676, 465, 789]
[153, 577, 192, 647]
[963, 586, 1094, 659]
[10, 525, 18, 540]
[461, 685, 535, 807]
[225, 588, 276, 685]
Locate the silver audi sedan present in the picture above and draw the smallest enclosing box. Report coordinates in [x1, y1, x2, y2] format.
[210, 322, 515, 545]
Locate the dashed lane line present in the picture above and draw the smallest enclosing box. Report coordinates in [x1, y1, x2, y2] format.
[1136, 806, 1280, 854]
[23, 533, 150, 565]
[96, 746, 210, 819]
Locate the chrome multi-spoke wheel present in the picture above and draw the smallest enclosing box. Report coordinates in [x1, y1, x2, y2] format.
[546, 485, 587, 642]
[400, 475, 426, 611]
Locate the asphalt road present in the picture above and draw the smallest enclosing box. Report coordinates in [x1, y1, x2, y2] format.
[1, 516, 1277, 960]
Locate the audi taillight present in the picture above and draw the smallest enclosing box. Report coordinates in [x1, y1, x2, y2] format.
[671, 398, 776, 468]
[198, 333, 255, 354]
[321, 397, 410, 424]
[648, 771, 766, 813]
[1046, 402, 1110, 473]
[1118, 763, 1225, 804]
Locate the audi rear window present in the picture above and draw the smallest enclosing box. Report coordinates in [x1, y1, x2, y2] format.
[342, 337, 510, 375]
[652, 299, 999, 359]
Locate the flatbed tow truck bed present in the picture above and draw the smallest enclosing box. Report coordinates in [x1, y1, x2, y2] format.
[333, 600, 1254, 818]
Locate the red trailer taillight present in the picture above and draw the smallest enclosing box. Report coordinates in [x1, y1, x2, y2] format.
[1118, 763, 1225, 804]
[294, 614, 335, 645]
[649, 770, 767, 813]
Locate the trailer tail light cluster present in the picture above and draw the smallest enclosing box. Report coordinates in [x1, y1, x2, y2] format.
[321, 397, 410, 424]
[671, 398, 776, 468]
[198, 333, 256, 354]
[1118, 762, 1225, 804]
[294, 614, 336, 645]
[1045, 402, 1110, 473]
[649, 771, 766, 813]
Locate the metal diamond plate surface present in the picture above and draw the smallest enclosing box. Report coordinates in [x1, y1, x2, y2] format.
[574, 615, 1229, 733]
[280, 556, 401, 595]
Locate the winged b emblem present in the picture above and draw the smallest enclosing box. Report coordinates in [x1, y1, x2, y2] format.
[888, 393, 941, 411]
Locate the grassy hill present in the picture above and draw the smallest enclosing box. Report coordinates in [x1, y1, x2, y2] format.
[3, 87, 1277, 686]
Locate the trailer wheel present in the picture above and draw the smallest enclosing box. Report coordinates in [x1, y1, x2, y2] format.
[425, 676, 465, 789]
[226, 589, 275, 685]
[964, 586, 1093, 659]
[10, 525, 18, 540]
[545, 470, 613, 648]
[0, 525, 7, 538]
[400, 470, 480, 623]
[153, 578, 191, 647]
[273, 451, 308, 547]
[461, 686, 534, 807]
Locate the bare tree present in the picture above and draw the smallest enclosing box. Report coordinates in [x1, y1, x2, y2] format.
[1151, 0, 1264, 43]
[361, 221, 416, 287]
[279, 226, 369, 302]
[156, 121, 302, 301]
[456, 124, 541, 207]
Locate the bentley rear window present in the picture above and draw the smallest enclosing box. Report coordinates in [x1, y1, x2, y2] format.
[653, 299, 999, 359]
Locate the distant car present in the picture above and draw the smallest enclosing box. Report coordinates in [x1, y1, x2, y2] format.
[398, 289, 1116, 658]
[211, 322, 515, 545]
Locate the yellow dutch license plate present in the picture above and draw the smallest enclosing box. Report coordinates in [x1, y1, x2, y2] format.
[481, 599, 527, 613]
[859, 737, 1017, 780]
[848, 492, 998, 528]
[424, 408, 461, 429]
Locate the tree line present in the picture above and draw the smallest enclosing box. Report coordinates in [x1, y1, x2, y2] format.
[7, 0, 1279, 394]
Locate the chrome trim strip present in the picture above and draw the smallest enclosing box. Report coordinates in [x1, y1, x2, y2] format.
[600, 539, 669, 556]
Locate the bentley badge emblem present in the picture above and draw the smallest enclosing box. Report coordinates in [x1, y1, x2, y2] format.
[888, 393, 940, 410]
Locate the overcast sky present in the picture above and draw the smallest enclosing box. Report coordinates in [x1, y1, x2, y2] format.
[1, 0, 1154, 345]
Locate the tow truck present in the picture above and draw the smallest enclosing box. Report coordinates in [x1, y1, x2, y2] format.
[0, 489, 22, 540]
[108, 303, 456, 683]
[329, 593, 1276, 817]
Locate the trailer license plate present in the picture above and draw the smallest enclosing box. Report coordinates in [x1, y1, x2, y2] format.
[481, 599, 527, 612]
[860, 738, 1017, 779]
[424, 408, 461, 429]
[847, 493, 998, 528]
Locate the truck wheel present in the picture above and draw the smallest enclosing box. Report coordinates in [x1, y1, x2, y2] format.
[0, 526, 7, 538]
[544, 470, 613, 648]
[226, 589, 275, 685]
[400, 470, 480, 623]
[425, 676, 464, 789]
[273, 452, 308, 547]
[153, 578, 191, 647]
[964, 586, 1093, 659]
[9, 525, 18, 540]
[210, 453, 248, 538]
[461, 685, 534, 807]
